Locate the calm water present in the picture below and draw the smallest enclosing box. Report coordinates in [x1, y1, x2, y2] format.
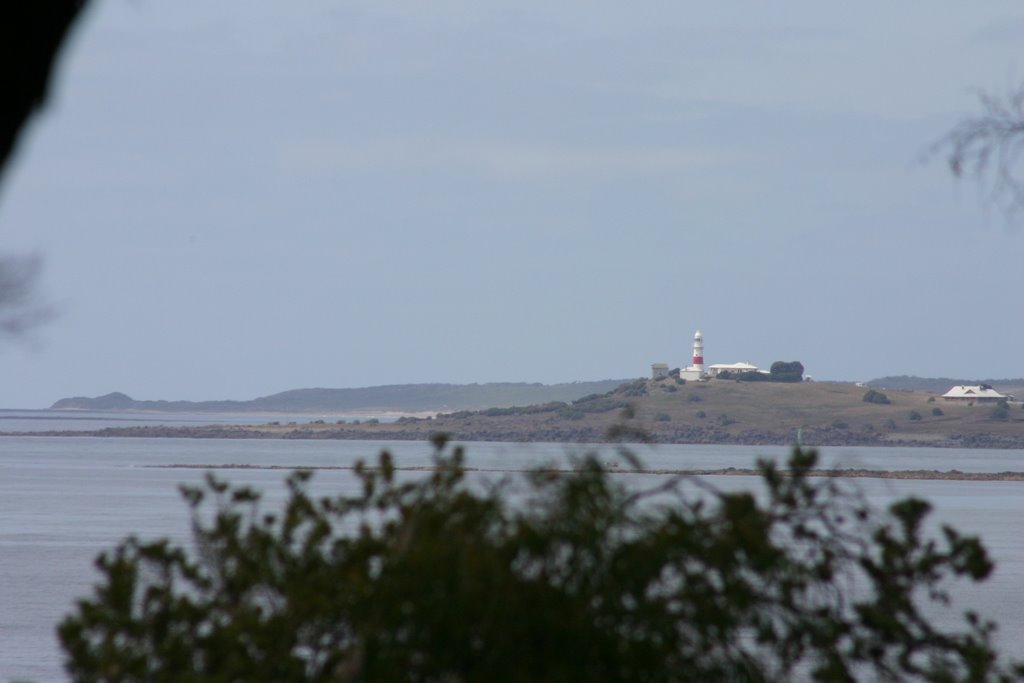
[3, 436, 1024, 681]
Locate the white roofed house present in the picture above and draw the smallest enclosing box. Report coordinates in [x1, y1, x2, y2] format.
[707, 362, 761, 378]
[941, 385, 1009, 403]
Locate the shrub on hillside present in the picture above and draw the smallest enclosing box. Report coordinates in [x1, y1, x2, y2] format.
[908, 410, 922, 421]
[655, 413, 671, 422]
[482, 402, 568, 418]
[931, 407, 944, 416]
[619, 379, 649, 398]
[736, 371, 770, 382]
[862, 389, 891, 405]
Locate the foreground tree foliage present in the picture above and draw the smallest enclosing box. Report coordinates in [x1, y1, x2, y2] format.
[60, 437, 1021, 682]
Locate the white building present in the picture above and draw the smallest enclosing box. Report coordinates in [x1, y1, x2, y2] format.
[651, 363, 669, 380]
[941, 385, 1008, 403]
[653, 329, 766, 382]
[707, 362, 761, 378]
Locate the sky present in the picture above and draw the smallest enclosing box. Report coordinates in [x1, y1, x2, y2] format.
[0, 2, 1022, 408]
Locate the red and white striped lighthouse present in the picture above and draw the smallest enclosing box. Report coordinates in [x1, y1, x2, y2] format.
[691, 330, 704, 372]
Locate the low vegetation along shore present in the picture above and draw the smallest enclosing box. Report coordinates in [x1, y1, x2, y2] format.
[147, 462, 1024, 483]
[21, 378, 1024, 449]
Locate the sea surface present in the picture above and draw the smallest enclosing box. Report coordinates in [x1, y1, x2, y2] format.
[3, 433, 1024, 681]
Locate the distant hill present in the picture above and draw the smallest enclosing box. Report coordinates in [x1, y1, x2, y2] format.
[50, 381, 634, 414]
[866, 375, 1024, 394]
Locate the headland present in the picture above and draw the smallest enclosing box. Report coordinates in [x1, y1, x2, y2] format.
[24, 379, 1024, 449]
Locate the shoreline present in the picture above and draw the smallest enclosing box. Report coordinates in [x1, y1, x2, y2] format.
[146, 462, 1024, 482]
[4, 423, 1024, 451]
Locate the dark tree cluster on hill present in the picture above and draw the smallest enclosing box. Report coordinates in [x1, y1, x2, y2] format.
[731, 361, 805, 383]
[735, 371, 768, 382]
[769, 360, 805, 382]
[863, 389, 892, 405]
[59, 439, 1020, 681]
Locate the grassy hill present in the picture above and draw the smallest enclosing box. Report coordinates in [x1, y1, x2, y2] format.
[250, 378, 1024, 448]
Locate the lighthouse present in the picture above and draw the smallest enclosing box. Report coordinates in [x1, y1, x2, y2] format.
[691, 330, 704, 373]
[675, 328, 708, 381]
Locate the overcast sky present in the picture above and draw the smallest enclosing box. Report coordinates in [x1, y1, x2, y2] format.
[1, 2, 1022, 408]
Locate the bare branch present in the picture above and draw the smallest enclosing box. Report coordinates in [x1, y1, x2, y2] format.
[934, 86, 1024, 216]
[0, 253, 53, 339]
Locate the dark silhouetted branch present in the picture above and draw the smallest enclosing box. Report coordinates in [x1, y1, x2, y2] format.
[0, 254, 53, 339]
[937, 87, 1024, 216]
[0, 2, 90, 183]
